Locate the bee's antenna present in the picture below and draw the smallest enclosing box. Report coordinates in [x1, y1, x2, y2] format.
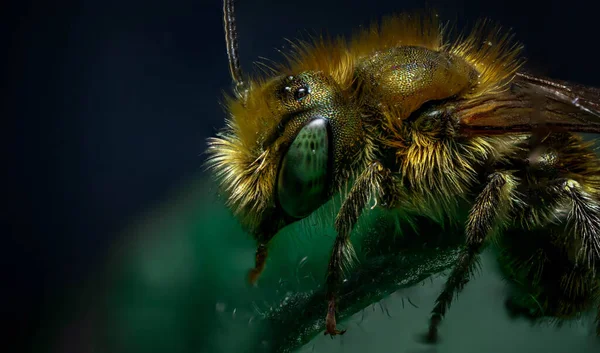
[223, 0, 248, 100]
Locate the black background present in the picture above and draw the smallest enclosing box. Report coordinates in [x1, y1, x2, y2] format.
[6, 0, 600, 351]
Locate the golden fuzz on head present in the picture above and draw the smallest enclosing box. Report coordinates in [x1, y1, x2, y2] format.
[206, 132, 278, 229]
[221, 36, 358, 153]
[283, 36, 356, 91]
[221, 77, 283, 153]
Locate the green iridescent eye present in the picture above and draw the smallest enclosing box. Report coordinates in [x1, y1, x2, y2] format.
[277, 118, 329, 218]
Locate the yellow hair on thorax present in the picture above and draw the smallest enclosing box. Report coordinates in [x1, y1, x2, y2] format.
[350, 13, 444, 57]
[448, 20, 524, 97]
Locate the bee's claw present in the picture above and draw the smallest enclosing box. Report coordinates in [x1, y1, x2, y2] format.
[324, 328, 346, 337]
[324, 300, 346, 337]
[425, 328, 439, 344]
[248, 268, 261, 286]
[416, 315, 441, 344]
[415, 329, 440, 345]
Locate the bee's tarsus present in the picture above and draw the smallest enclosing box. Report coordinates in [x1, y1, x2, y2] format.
[323, 162, 395, 336]
[324, 299, 346, 337]
[248, 242, 269, 285]
[428, 171, 517, 335]
[247, 268, 261, 286]
[424, 314, 441, 344]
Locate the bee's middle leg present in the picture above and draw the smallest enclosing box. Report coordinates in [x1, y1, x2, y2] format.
[426, 171, 518, 343]
[324, 161, 395, 336]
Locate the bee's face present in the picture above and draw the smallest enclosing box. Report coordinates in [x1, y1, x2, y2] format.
[208, 70, 365, 231]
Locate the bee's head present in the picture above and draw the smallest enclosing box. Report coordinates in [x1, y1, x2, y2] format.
[207, 14, 367, 235]
[208, 68, 366, 232]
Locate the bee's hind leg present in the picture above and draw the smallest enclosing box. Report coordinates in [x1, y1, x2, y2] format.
[324, 161, 396, 336]
[425, 171, 518, 343]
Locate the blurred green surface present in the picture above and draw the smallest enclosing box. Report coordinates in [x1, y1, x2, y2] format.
[48, 176, 600, 353]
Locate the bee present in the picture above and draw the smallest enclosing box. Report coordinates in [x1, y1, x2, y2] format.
[207, 0, 600, 340]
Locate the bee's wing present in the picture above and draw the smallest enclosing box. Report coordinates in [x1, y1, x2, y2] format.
[457, 72, 600, 135]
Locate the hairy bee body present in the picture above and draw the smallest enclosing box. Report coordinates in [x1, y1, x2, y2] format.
[209, 3, 600, 340]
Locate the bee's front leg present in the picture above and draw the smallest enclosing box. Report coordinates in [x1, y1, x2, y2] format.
[324, 161, 396, 336]
[248, 242, 269, 285]
[248, 222, 281, 285]
[425, 171, 518, 343]
[325, 234, 350, 336]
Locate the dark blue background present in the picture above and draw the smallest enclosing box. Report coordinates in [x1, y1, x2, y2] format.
[6, 0, 600, 351]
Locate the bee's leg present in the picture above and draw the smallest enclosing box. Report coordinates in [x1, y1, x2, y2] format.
[248, 224, 280, 285]
[557, 179, 600, 269]
[248, 242, 269, 285]
[324, 161, 396, 336]
[426, 171, 518, 343]
[552, 178, 600, 336]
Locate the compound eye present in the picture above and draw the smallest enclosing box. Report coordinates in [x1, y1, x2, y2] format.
[277, 118, 329, 218]
[294, 86, 309, 101]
